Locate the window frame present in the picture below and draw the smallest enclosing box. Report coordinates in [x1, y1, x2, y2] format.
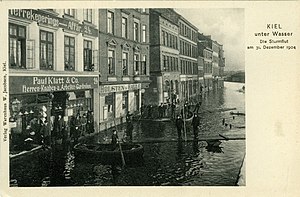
[121, 17, 128, 38]
[64, 9, 75, 17]
[122, 52, 128, 76]
[40, 30, 54, 70]
[83, 39, 93, 71]
[134, 53, 140, 75]
[107, 11, 114, 34]
[108, 49, 115, 75]
[84, 9, 93, 23]
[64, 36, 75, 71]
[133, 21, 139, 42]
[142, 24, 146, 43]
[9, 23, 26, 69]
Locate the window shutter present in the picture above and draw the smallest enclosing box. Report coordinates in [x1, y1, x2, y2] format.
[93, 49, 98, 71]
[26, 40, 35, 69]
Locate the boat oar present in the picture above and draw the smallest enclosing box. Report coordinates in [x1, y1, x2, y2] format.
[219, 134, 229, 141]
[114, 119, 126, 167]
[118, 140, 126, 167]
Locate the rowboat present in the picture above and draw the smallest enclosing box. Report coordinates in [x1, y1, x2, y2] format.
[73, 143, 144, 165]
[138, 117, 171, 122]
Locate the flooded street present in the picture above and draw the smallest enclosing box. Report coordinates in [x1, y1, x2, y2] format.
[10, 82, 245, 186]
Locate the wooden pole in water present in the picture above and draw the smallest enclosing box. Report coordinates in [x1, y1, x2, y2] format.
[114, 119, 126, 167]
[183, 102, 187, 142]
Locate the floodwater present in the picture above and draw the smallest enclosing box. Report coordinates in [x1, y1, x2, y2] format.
[10, 82, 245, 186]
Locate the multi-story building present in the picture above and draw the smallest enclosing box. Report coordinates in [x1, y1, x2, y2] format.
[198, 33, 214, 91]
[98, 9, 150, 129]
[178, 15, 199, 102]
[146, 9, 180, 105]
[212, 40, 225, 89]
[218, 45, 225, 88]
[8, 9, 100, 149]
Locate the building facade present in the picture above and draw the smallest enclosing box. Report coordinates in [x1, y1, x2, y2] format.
[98, 9, 150, 129]
[146, 9, 200, 105]
[178, 16, 199, 102]
[146, 9, 180, 105]
[8, 9, 100, 149]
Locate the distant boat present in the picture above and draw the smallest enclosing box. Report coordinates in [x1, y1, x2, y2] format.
[206, 140, 222, 147]
[238, 86, 245, 93]
[74, 143, 144, 165]
[230, 111, 245, 116]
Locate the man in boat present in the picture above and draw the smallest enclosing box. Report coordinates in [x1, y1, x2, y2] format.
[192, 113, 200, 139]
[175, 115, 184, 140]
[193, 101, 202, 114]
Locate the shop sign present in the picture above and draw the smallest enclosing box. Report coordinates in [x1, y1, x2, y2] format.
[9, 76, 99, 94]
[9, 9, 98, 37]
[100, 83, 141, 94]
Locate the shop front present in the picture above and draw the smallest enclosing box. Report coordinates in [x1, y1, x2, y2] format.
[9, 75, 98, 152]
[99, 83, 141, 130]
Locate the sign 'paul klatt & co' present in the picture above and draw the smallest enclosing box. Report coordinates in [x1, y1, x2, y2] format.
[9, 76, 99, 94]
[9, 9, 98, 37]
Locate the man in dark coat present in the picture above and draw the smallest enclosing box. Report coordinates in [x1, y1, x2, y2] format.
[126, 120, 134, 142]
[175, 115, 184, 140]
[192, 113, 200, 139]
[193, 101, 202, 114]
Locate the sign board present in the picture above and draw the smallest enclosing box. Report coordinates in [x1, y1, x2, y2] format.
[100, 83, 141, 94]
[9, 9, 98, 37]
[10, 76, 99, 94]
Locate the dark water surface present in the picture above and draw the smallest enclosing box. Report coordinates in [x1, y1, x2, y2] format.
[10, 82, 245, 186]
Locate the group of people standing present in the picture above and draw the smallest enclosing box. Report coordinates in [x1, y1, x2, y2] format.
[176, 100, 202, 140]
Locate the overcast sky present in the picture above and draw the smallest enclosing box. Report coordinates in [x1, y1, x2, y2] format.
[176, 8, 245, 71]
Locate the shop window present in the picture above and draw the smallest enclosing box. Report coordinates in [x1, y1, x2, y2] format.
[64, 36, 75, 71]
[84, 40, 94, 71]
[67, 90, 93, 116]
[108, 49, 115, 75]
[40, 30, 54, 70]
[107, 11, 114, 34]
[122, 52, 128, 76]
[121, 17, 127, 38]
[9, 94, 51, 151]
[122, 92, 128, 111]
[84, 9, 92, 23]
[105, 93, 114, 118]
[9, 24, 26, 69]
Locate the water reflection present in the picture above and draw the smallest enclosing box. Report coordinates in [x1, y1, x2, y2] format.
[10, 82, 245, 186]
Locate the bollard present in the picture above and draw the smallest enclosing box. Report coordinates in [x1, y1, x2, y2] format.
[230, 124, 232, 129]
